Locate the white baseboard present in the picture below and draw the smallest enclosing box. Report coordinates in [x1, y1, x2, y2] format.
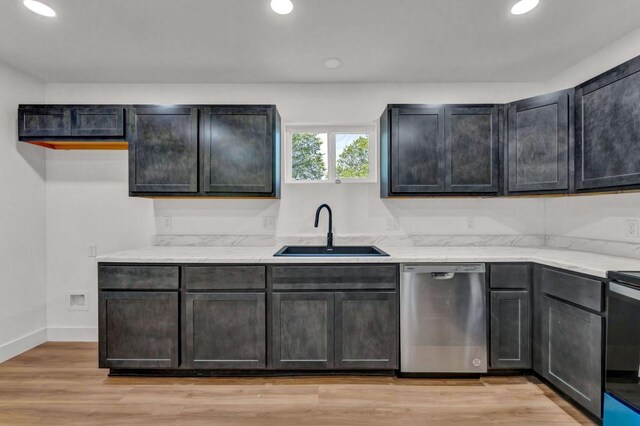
[0, 328, 47, 363]
[47, 327, 98, 342]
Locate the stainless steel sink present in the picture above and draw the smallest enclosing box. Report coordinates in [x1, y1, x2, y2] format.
[273, 245, 389, 257]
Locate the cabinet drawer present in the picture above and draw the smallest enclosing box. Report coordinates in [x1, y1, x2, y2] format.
[272, 265, 397, 291]
[490, 264, 531, 289]
[185, 266, 266, 290]
[98, 265, 179, 290]
[540, 267, 603, 312]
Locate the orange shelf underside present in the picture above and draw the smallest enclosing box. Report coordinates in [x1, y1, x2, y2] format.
[24, 141, 128, 150]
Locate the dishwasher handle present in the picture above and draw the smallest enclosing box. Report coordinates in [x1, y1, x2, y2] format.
[431, 272, 455, 280]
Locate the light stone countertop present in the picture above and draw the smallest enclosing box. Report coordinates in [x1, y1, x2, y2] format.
[96, 245, 640, 279]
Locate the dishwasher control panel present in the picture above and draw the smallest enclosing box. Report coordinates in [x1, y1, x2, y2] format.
[403, 263, 485, 274]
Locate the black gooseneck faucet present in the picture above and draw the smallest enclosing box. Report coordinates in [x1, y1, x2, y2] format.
[314, 204, 333, 250]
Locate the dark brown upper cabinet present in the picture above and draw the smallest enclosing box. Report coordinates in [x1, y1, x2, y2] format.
[18, 105, 127, 149]
[19, 106, 71, 138]
[445, 106, 499, 193]
[381, 104, 498, 196]
[128, 105, 281, 198]
[575, 56, 640, 191]
[128, 106, 199, 195]
[71, 106, 125, 138]
[201, 106, 279, 196]
[506, 90, 573, 194]
[389, 106, 445, 194]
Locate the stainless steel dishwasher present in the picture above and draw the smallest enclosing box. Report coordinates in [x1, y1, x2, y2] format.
[400, 263, 487, 373]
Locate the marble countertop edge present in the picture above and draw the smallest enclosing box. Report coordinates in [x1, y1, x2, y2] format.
[96, 245, 640, 279]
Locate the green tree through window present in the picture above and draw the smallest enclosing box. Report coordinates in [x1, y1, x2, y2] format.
[337, 136, 369, 178]
[291, 133, 327, 180]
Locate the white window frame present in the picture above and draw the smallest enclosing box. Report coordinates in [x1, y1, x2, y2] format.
[285, 123, 378, 184]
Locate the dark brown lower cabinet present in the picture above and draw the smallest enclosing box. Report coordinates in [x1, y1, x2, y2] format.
[271, 292, 335, 369]
[539, 295, 603, 417]
[185, 293, 266, 369]
[335, 292, 397, 369]
[271, 291, 399, 370]
[99, 291, 179, 369]
[490, 290, 531, 369]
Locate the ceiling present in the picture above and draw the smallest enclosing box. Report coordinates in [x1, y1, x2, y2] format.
[1, 0, 640, 83]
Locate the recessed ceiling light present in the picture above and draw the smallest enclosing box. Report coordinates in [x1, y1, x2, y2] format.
[511, 0, 539, 15]
[270, 0, 293, 15]
[23, 0, 56, 17]
[323, 58, 342, 69]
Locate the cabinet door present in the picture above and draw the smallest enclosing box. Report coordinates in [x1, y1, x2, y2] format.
[507, 91, 571, 193]
[391, 107, 445, 193]
[271, 292, 334, 369]
[129, 106, 198, 194]
[202, 106, 274, 195]
[576, 57, 640, 190]
[445, 106, 499, 193]
[99, 291, 179, 369]
[335, 292, 397, 369]
[490, 291, 530, 369]
[185, 293, 266, 369]
[18, 106, 71, 138]
[541, 295, 603, 417]
[71, 106, 125, 137]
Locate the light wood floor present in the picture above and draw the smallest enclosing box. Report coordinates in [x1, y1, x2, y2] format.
[0, 343, 594, 425]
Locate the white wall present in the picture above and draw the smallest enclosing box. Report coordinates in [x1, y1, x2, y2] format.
[543, 25, 640, 243]
[45, 150, 155, 340]
[0, 62, 47, 361]
[544, 193, 640, 242]
[546, 26, 640, 92]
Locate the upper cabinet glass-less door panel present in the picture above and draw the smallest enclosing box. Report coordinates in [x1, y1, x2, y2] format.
[576, 57, 640, 190]
[507, 91, 572, 194]
[18, 106, 71, 138]
[202, 106, 275, 195]
[71, 106, 125, 138]
[446, 106, 499, 193]
[391, 107, 445, 193]
[129, 106, 199, 194]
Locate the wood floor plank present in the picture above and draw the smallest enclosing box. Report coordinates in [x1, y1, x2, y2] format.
[0, 343, 595, 425]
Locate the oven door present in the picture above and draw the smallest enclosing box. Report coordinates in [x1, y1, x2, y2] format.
[606, 281, 640, 410]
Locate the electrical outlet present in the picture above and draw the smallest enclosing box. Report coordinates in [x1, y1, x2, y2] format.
[625, 219, 639, 238]
[466, 217, 475, 230]
[263, 216, 276, 230]
[68, 293, 88, 311]
[160, 216, 173, 231]
[387, 217, 400, 231]
[88, 244, 97, 257]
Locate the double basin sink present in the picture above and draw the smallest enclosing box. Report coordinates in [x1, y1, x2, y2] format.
[274, 246, 389, 257]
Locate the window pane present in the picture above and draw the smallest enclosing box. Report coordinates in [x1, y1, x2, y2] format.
[336, 133, 369, 179]
[291, 132, 328, 181]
